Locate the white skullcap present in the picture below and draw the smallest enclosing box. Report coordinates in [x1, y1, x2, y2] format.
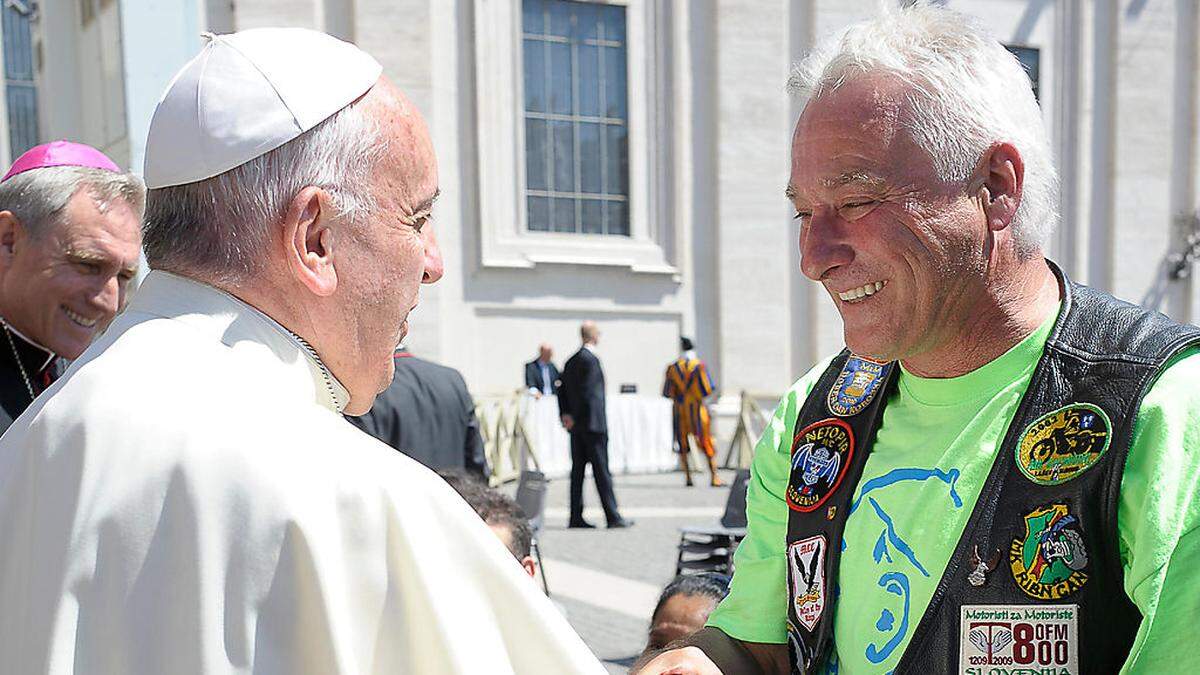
[143, 28, 382, 189]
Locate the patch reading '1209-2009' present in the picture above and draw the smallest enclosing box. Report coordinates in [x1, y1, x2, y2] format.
[1015, 403, 1111, 486]
[786, 418, 854, 512]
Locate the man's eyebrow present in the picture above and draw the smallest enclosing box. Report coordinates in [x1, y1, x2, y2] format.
[820, 171, 886, 190]
[414, 188, 441, 215]
[65, 249, 107, 265]
[784, 185, 796, 200]
[66, 248, 138, 275]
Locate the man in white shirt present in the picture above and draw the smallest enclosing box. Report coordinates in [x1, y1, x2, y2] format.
[0, 28, 604, 674]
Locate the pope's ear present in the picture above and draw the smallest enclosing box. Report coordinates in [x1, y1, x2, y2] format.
[281, 186, 338, 297]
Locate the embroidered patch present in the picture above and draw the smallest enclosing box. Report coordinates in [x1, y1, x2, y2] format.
[786, 418, 854, 512]
[826, 356, 887, 417]
[787, 535, 826, 631]
[1009, 504, 1089, 600]
[960, 604, 1079, 674]
[1015, 403, 1111, 485]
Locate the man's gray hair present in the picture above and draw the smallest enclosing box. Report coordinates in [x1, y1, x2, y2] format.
[142, 97, 385, 283]
[788, 2, 1058, 257]
[0, 165, 146, 238]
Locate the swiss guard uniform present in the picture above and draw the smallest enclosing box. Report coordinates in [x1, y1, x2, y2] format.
[663, 349, 724, 487]
[0, 320, 59, 435]
[705, 265, 1200, 674]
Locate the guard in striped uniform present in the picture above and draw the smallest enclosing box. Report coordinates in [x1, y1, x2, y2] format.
[662, 337, 724, 487]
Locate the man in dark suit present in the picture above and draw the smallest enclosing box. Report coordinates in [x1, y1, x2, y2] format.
[557, 321, 632, 529]
[348, 347, 488, 479]
[524, 343, 560, 397]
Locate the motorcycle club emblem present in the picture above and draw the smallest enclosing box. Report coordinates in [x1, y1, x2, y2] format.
[1010, 504, 1089, 600]
[786, 418, 854, 512]
[787, 535, 826, 631]
[1015, 403, 1110, 485]
[826, 356, 887, 417]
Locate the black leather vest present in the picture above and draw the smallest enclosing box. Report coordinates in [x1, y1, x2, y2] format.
[784, 267, 1200, 675]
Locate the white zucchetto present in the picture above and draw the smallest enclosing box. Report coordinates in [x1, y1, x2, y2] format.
[143, 28, 382, 189]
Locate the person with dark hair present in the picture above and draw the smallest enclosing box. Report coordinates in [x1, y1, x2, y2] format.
[662, 336, 723, 487]
[440, 469, 537, 578]
[636, 574, 731, 666]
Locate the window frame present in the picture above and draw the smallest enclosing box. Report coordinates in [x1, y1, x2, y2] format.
[474, 0, 676, 274]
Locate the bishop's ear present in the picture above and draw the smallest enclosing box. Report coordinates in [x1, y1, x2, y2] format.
[0, 211, 23, 269]
[282, 186, 339, 297]
[976, 141, 1024, 233]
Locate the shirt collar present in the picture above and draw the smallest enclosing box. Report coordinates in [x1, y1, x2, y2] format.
[128, 270, 351, 413]
[583, 343, 596, 353]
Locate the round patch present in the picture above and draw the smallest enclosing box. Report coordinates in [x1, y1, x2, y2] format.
[786, 418, 854, 512]
[1009, 504, 1089, 600]
[1015, 403, 1111, 486]
[827, 356, 887, 417]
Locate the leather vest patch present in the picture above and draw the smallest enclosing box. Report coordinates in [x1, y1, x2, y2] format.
[1008, 504, 1089, 600]
[786, 419, 855, 513]
[1014, 404, 1111, 486]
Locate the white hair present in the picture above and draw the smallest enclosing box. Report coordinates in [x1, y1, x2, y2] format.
[142, 97, 386, 283]
[0, 165, 145, 238]
[788, 2, 1058, 257]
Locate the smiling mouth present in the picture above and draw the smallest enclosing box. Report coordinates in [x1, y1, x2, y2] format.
[63, 306, 98, 329]
[837, 280, 887, 304]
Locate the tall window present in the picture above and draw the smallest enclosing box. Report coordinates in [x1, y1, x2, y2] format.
[522, 0, 629, 236]
[2, 0, 39, 157]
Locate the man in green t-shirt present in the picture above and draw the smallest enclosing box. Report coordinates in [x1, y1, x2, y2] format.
[638, 5, 1200, 675]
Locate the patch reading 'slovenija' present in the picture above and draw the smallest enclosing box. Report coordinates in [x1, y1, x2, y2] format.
[786, 418, 854, 513]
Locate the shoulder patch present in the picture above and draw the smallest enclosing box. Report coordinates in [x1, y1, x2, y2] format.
[786, 418, 854, 512]
[1015, 403, 1111, 486]
[827, 356, 887, 417]
[1009, 503, 1089, 600]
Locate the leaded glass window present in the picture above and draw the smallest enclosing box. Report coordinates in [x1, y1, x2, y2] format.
[522, 0, 629, 236]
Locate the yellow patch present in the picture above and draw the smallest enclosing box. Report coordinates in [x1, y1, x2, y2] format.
[1015, 404, 1111, 486]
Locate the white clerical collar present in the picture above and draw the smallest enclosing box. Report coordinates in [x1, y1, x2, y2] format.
[128, 270, 351, 413]
[583, 343, 597, 353]
[0, 316, 56, 372]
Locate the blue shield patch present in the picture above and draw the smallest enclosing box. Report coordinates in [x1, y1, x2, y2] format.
[827, 356, 887, 417]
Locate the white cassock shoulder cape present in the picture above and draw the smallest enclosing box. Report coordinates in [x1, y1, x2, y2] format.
[0, 271, 605, 674]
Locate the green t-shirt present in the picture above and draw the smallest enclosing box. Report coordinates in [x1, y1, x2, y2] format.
[706, 309, 1200, 674]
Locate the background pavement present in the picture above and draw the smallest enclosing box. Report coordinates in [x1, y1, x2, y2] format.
[518, 467, 740, 674]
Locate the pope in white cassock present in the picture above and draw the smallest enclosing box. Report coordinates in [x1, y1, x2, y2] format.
[0, 28, 605, 674]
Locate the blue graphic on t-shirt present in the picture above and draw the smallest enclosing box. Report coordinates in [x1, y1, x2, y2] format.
[844, 467, 962, 666]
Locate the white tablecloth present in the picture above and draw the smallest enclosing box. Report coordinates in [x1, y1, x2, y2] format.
[524, 394, 676, 478]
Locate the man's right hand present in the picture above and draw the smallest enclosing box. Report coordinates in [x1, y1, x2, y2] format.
[635, 646, 722, 675]
[560, 414, 574, 431]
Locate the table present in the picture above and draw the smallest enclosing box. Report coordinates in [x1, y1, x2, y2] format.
[523, 393, 676, 478]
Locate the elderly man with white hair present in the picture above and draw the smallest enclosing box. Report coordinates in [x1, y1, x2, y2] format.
[0, 29, 604, 674]
[641, 4, 1200, 675]
[0, 141, 142, 433]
